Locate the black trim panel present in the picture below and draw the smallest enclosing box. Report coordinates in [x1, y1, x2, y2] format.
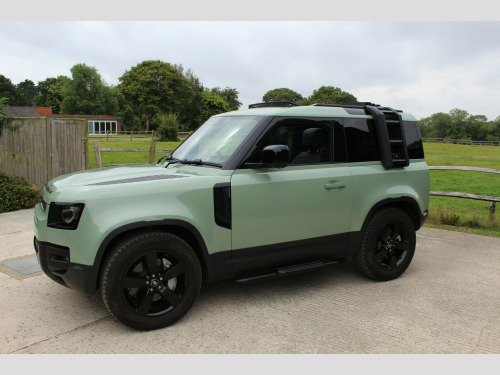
[231, 233, 348, 277]
[213, 183, 231, 229]
[34, 238, 95, 294]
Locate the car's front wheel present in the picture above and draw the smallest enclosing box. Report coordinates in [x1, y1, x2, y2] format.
[100, 231, 202, 330]
[354, 208, 416, 281]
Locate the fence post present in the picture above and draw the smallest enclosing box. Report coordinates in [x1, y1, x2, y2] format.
[130, 130, 133, 141]
[149, 141, 156, 164]
[151, 130, 155, 141]
[94, 142, 102, 168]
[490, 202, 496, 224]
[106, 130, 109, 142]
[83, 138, 90, 170]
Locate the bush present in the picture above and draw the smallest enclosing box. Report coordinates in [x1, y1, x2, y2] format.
[156, 113, 180, 142]
[0, 172, 40, 213]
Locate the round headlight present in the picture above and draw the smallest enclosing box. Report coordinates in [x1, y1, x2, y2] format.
[61, 206, 79, 224]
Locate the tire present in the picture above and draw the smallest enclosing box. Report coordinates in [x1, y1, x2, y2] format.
[354, 208, 416, 281]
[100, 231, 202, 330]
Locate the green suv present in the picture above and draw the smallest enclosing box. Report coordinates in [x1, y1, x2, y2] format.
[34, 102, 429, 330]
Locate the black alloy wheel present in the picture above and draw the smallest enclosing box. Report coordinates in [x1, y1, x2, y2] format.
[101, 231, 202, 330]
[354, 208, 416, 281]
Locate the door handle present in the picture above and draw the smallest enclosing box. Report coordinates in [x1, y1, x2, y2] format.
[324, 182, 346, 190]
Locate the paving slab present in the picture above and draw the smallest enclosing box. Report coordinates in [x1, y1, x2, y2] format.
[1, 208, 499, 354]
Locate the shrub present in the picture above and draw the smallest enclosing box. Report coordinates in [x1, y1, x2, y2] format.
[156, 113, 180, 142]
[0, 171, 40, 213]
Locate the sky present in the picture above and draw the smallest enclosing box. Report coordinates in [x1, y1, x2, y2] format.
[2, 3, 500, 121]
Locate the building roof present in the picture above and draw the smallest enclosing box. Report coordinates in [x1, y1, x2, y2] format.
[5, 106, 41, 117]
[35, 107, 53, 116]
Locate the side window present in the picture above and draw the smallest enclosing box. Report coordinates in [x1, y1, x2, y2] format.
[343, 118, 381, 162]
[404, 121, 425, 159]
[254, 118, 337, 165]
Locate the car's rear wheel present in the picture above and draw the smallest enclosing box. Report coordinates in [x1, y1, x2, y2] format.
[101, 231, 202, 330]
[354, 208, 416, 281]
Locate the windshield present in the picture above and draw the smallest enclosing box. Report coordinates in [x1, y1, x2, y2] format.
[171, 116, 261, 166]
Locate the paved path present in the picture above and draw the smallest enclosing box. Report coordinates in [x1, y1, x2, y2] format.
[1, 208, 499, 353]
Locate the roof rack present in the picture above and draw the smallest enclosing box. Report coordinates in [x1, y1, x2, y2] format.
[248, 101, 298, 109]
[311, 102, 403, 113]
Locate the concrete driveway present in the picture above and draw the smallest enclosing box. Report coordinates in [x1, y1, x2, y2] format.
[1, 208, 499, 354]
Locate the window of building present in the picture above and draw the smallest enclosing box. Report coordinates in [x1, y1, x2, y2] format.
[88, 120, 118, 135]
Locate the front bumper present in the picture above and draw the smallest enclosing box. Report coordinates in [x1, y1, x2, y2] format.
[34, 237, 96, 295]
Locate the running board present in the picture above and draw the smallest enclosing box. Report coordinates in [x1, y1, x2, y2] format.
[235, 259, 339, 283]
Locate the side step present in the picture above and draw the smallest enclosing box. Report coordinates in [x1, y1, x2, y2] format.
[235, 259, 339, 284]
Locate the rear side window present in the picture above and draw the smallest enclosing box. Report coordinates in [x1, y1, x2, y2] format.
[343, 118, 381, 162]
[404, 121, 425, 159]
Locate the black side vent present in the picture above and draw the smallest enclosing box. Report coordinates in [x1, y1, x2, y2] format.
[214, 183, 231, 229]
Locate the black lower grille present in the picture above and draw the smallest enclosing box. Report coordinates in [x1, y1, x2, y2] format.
[34, 237, 70, 286]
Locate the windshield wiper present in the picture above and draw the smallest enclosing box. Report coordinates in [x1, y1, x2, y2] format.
[178, 159, 223, 168]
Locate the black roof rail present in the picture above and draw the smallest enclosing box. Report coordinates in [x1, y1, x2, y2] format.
[248, 101, 298, 109]
[311, 102, 403, 113]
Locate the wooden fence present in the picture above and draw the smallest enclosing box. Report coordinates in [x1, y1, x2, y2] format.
[93, 141, 172, 168]
[424, 138, 500, 146]
[429, 166, 499, 223]
[0, 117, 88, 187]
[89, 130, 191, 142]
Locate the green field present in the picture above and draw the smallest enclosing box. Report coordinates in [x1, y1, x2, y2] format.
[88, 135, 180, 167]
[88, 137, 500, 237]
[423, 142, 500, 237]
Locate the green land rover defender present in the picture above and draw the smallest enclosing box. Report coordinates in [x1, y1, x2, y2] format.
[34, 102, 430, 330]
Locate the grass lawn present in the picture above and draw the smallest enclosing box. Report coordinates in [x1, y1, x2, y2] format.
[88, 136, 181, 168]
[423, 142, 500, 237]
[86, 137, 500, 237]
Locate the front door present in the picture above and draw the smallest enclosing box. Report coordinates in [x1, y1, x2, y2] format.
[230, 117, 353, 273]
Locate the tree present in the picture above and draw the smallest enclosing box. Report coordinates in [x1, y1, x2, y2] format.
[305, 86, 357, 104]
[211, 86, 241, 111]
[60, 63, 118, 115]
[195, 89, 231, 126]
[418, 109, 497, 141]
[262, 88, 303, 104]
[0, 75, 18, 104]
[118, 60, 193, 131]
[418, 112, 451, 138]
[175, 65, 204, 131]
[156, 113, 180, 141]
[36, 76, 70, 114]
[0, 97, 13, 135]
[16, 79, 36, 106]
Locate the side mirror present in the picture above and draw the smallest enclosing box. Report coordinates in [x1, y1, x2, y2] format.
[261, 145, 290, 168]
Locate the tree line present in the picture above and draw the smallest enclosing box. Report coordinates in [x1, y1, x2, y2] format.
[419, 109, 500, 142]
[263, 87, 500, 142]
[2, 64, 500, 142]
[0, 61, 241, 134]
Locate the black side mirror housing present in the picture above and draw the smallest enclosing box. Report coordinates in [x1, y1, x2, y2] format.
[261, 145, 290, 168]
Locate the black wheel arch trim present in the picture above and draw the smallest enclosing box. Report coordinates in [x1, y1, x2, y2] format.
[90, 219, 231, 292]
